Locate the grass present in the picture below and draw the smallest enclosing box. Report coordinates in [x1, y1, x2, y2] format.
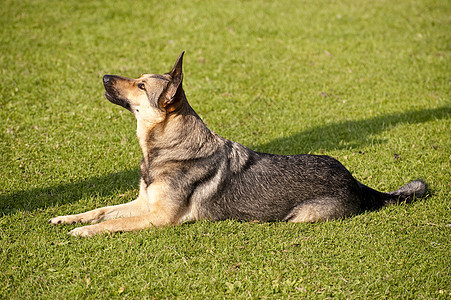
[1, 0, 450, 298]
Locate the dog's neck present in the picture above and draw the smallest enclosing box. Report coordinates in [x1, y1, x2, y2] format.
[136, 94, 217, 168]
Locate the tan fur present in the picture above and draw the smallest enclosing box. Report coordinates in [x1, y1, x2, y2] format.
[287, 204, 334, 223]
[287, 198, 358, 223]
[67, 213, 163, 237]
[49, 178, 180, 236]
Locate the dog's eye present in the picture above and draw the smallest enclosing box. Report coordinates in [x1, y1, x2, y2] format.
[138, 83, 146, 90]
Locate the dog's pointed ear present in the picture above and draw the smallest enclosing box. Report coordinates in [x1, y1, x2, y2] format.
[162, 51, 184, 107]
[169, 51, 184, 79]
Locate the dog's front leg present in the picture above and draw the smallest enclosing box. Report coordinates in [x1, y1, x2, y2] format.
[49, 180, 151, 225]
[67, 208, 175, 237]
[48, 199, 148, 225]
[53, 180, 183, 236]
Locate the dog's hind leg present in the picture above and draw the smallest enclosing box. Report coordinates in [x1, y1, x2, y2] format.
[285, 197, 359, 223]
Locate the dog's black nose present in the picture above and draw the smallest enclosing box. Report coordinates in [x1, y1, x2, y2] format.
[103, 75, 112, 85]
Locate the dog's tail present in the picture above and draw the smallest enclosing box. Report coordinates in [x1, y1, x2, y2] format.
[359, 179, 428, 210]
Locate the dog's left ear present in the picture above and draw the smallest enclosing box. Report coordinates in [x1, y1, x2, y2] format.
[162, 51, 184, 107]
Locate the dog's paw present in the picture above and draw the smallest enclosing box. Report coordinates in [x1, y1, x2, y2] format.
[48, 215, 80, 225]
[68, 225, 100, 237]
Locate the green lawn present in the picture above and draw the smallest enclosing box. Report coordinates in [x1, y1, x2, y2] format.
[1, 0, 450, 298]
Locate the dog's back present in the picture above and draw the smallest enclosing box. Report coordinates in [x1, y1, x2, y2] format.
[185, 135, 426, 222]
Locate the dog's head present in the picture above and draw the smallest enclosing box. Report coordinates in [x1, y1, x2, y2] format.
[103, 52, 185, 123]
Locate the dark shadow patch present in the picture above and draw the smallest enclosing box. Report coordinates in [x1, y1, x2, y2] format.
[251, 106, 450, 154]
[0, 168, 140, 215]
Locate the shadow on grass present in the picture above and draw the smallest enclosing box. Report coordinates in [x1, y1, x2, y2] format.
[1, 106, 449, 215]
[253, 106, 450, 154]
[0, 169, 140, 215]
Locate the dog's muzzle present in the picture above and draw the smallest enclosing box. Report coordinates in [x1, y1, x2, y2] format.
[103, 75, 131, 111]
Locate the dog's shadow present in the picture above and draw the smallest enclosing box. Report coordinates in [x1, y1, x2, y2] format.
[1, 106, 449, 215]
[252, 106, 450, 154]
[0, 169, 141, 215]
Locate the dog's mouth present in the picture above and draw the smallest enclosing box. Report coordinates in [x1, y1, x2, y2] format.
[104, 90, 116, 103]
[104, 90, 131, 111]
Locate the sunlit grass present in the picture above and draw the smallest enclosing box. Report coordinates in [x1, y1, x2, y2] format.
[1, 0, 449, 298]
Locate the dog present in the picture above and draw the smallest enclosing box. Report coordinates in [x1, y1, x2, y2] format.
[49, 52, 427, 236]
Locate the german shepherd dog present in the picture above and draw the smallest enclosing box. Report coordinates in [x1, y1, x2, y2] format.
[49, 52, 427, 236]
